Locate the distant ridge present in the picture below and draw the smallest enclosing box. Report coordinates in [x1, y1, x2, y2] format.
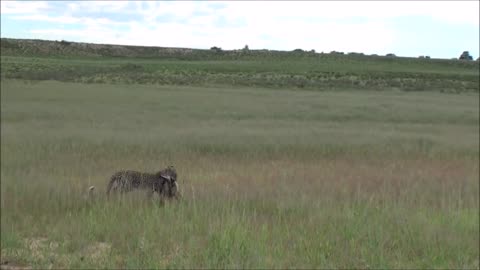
[1, 37, 473, 63]
[1, 37, 316, 59]
[1, 38, 202, 58]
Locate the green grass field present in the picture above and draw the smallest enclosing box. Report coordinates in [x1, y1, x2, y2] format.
[1, 38, 479, 93]
[1, 77, 478, 268]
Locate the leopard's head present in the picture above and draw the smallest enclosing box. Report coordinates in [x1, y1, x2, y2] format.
[160, 165, 177, 184]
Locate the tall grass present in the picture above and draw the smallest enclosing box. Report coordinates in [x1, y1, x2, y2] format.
[1, 80, 479, 268]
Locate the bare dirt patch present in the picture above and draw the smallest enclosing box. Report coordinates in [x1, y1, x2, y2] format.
[0, 261, 32, 270]
[23, 237, 58, 261]
[82, 242, 111, 261]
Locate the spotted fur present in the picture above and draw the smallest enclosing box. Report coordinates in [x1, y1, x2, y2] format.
[106, 166, 179, 200]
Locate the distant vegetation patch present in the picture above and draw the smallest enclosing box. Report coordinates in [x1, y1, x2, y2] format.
[1, 38, 479, 92]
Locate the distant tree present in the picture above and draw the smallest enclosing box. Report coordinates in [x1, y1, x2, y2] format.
[425, 56, 430, 59]
[310, 49, 315, 53]
[386, 53, 396, 57]
[418, 55, 425, 59]
[293, 48, 304, 52]
[243, 45, 249, 51]
[459, 51, 473, 60]
[59, 40, 72, 46]
[210, 46, 222, 53]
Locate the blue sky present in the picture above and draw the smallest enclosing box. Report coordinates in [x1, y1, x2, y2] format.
[1, 1, 479, 59]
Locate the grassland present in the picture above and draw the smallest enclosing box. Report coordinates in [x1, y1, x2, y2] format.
[1, 38, 479, 269]
[1, 79, 479, 269]
[1, 38, 479, 93]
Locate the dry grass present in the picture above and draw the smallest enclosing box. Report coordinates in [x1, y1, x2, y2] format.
[1, 80, 478, 268]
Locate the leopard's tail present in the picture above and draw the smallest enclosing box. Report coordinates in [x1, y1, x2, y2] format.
[106, 175, 119, 195]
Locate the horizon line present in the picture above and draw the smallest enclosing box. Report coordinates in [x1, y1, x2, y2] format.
[1, 36, 477, 61]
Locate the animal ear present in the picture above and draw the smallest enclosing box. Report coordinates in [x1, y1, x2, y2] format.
[160, 173, 171, 181]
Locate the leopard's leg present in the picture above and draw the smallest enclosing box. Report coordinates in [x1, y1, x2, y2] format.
[158, 193, 166, 206]
[146, 187, 154, 199]
[157, 185, 167, 206]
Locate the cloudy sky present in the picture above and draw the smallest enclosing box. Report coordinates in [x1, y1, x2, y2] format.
[1, 1, 479, 59]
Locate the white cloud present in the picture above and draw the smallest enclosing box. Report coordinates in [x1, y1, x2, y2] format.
[12, 14, 81, 24]
[11, 14, 130, 27]
[216, 1, 479, 26]
[65, 1, 132, 14]
[0, 1, 49, 14]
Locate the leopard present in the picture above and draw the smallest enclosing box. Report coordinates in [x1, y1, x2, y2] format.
[106, 166, 180, 200]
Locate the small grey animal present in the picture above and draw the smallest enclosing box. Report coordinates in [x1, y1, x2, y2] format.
[83, 185, 96, 202]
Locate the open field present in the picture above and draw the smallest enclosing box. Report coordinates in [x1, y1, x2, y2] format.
[1, 79, 479, 268]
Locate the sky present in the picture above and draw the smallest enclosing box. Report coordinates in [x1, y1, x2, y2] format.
[1, 1, 479, 59]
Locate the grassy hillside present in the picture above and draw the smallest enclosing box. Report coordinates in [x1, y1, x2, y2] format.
[1, 38, 479, 92]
